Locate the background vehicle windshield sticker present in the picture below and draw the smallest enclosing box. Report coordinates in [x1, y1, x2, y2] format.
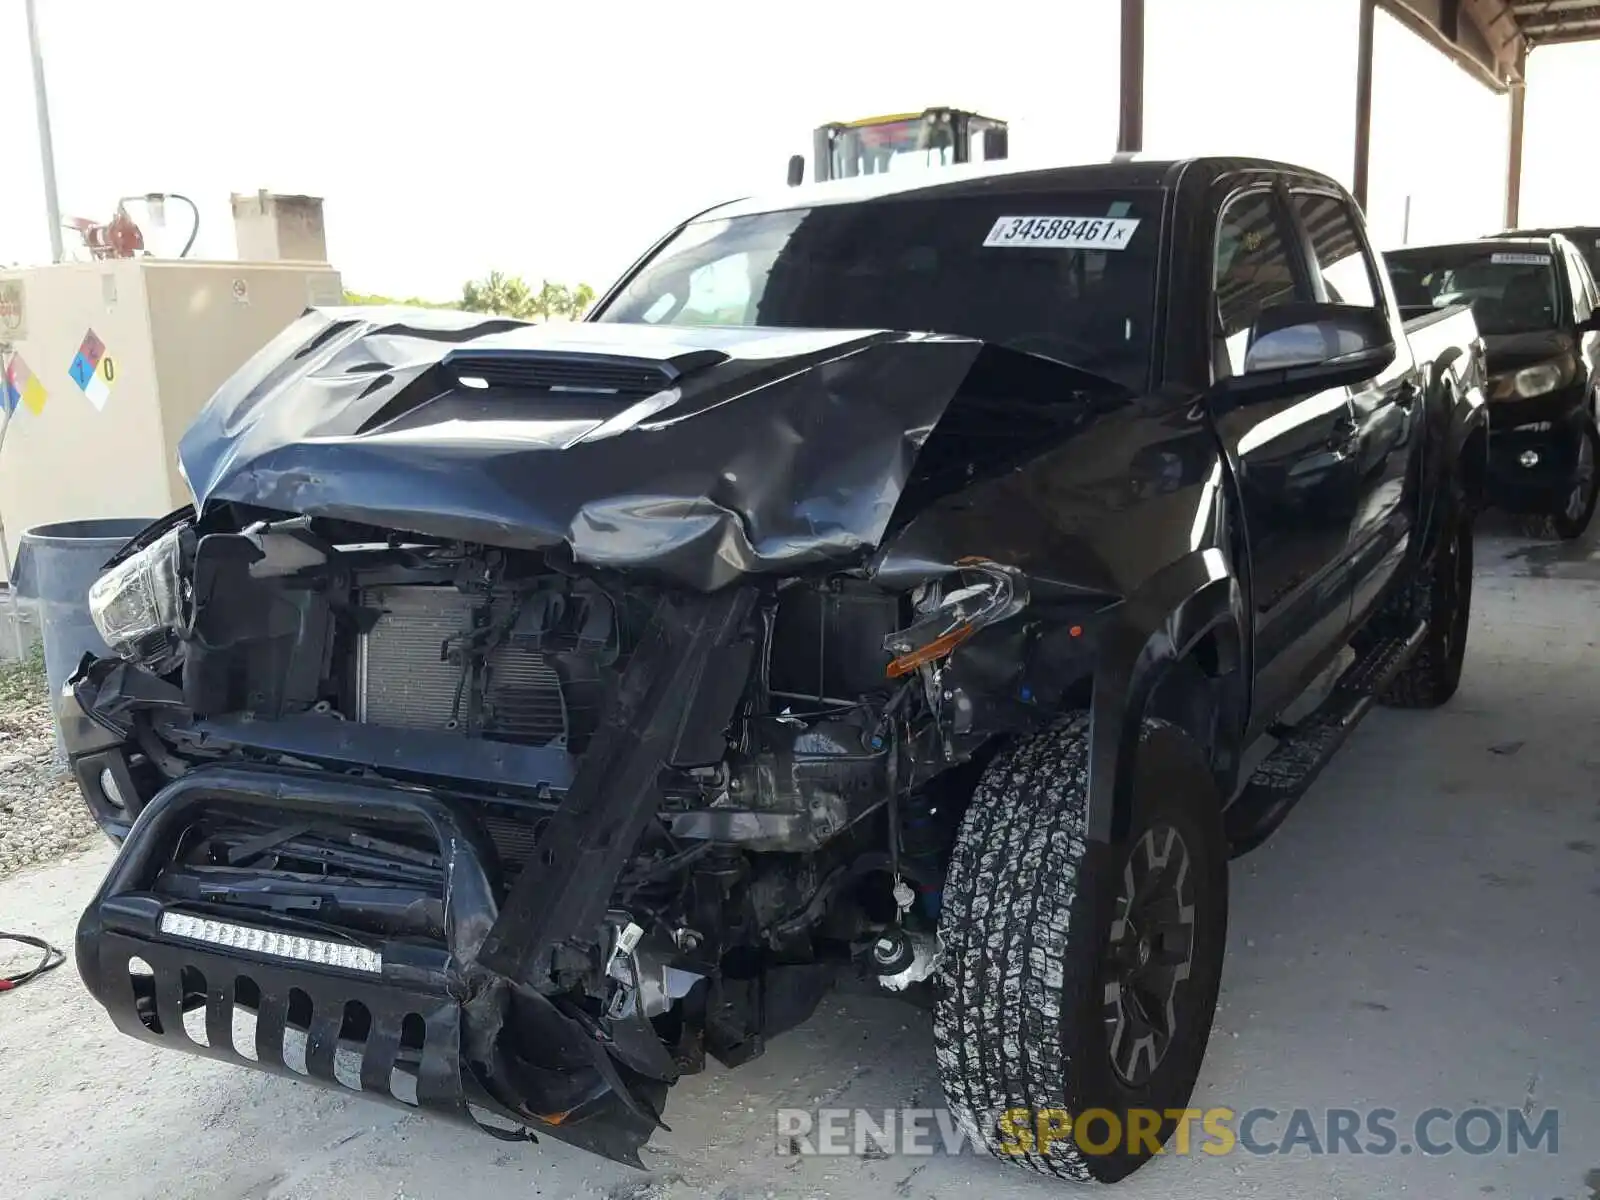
[1491, 252, 1550, 266]
[983, 216, 1141, 250]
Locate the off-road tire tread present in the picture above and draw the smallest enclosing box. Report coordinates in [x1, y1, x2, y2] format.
[934, 714, 1098, 1181]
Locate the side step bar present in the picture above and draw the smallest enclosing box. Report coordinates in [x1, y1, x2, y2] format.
[1225, 621, 1427, 857]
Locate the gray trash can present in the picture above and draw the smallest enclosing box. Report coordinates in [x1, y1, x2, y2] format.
[13, 518, 156, 760]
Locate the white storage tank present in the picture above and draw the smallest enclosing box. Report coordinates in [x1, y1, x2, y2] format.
[0, 253, 343, 582]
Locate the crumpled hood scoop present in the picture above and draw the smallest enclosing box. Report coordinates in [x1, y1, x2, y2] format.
[179, 308, 986, 590]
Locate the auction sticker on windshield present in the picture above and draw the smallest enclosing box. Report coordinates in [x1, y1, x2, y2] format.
[1491, 252, 1551, 266]
[983, 216, 1141, 250]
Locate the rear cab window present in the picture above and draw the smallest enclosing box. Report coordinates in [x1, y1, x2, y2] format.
[596, 189, 1166, 390]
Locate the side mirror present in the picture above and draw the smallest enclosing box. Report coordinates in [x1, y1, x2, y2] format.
[1213, 302, 1396, 405]
[786, 155, 805, 188]
[1578, 310, 1600, 334]
[984, 127, 1009, 162]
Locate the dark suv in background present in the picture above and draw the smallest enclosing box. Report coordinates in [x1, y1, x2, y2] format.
[1499, 225, 1600, 282]
[1387, 233, 1600, 539]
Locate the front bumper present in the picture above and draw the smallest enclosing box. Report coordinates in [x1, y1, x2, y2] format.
[74, 763, 665, 1164]
[1485, 389, 1590, 513]
[57, 672, 140, 840]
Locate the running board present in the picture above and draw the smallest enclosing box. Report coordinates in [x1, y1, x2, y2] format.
[1226, 622, 1427, 857]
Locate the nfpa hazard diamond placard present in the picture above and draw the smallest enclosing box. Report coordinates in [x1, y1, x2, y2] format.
[67, 328, 117, 411]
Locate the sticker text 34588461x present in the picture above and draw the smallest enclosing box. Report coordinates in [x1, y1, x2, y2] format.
[983, 216, 1141, 250]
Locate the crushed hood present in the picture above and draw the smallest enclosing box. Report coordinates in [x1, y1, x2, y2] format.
[179, 308, 988, 590]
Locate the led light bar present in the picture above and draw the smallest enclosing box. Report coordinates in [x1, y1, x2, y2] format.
[159, 912, 382, 974]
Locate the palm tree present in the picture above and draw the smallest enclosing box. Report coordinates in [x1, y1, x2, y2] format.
[527, 280, 566, 322]
[461, 270, 531, 317]
[563, 283, 597, 320]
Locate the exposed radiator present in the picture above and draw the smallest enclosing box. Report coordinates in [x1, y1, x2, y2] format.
[356, 586, 569, 746]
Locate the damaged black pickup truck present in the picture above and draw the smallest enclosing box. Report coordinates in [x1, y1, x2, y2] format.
[65, 157, 1487, 1184]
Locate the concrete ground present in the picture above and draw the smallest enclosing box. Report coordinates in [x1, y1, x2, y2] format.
[1, 526, 1596, 1200]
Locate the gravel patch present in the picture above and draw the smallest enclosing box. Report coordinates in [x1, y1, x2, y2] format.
[0, 644, 99, 878]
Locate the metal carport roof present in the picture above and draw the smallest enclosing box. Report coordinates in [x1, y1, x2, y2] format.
[1112, 0, 1600, 227]
[1512, 0, 1600, 46]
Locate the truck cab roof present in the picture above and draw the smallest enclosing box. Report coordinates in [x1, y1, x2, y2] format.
[700, 155, 1347, 223]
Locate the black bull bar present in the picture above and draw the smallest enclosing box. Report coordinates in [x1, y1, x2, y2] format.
[74, 764, 664, 1165]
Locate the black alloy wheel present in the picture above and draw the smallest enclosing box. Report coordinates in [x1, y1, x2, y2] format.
[1101, 822, 1197, 1088]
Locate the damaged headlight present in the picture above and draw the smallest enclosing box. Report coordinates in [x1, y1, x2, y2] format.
[88, 525, 191, 675]
[884, 558, 1029, 677]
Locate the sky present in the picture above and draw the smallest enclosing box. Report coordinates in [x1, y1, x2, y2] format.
[1, 0, 1597, 300]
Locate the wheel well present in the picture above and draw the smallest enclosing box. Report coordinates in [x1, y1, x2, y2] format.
[1143, 625, 1242, 791]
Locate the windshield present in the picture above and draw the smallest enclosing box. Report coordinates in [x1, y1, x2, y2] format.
[596, 189, 1162, 389]
[1386, 246, 1561, 335]
[833, 117, 949, 177]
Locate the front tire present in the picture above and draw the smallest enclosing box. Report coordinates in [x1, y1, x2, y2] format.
[935, 716, 1228, 1183]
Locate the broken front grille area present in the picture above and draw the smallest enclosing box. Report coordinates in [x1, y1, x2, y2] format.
[76, 767, 493, 1115]
[152, 801, 450, 941]
[77, 764, 651, 1157]
[356, 586, 570, 747]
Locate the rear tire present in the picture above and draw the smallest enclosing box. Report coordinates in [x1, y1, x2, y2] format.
[935, 715, 1228, 1183]
[1381, 491, 1473, 709]
[1519, 419, 1598, 541]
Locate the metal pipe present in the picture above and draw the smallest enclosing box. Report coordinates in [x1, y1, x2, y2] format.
[24, 0, 64, 264]
[1354, 0, 1377, 212]
[1117, 0, 1145, 155]
[1504, 79, 1526, 228]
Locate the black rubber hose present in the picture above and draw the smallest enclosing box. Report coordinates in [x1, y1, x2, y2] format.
[168, 193, 200, 257]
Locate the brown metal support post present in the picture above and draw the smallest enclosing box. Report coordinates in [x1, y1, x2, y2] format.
[1505, 80, 1526, 229]
[1118, 0, 1145, 154]
[1353, 0, 1376, 211]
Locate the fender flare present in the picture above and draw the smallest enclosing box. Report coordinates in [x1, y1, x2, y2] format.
[1083, 548, 1246, 844]
[1444, 378, 1490, 511]
[1434, 346, 1490, 484]
[1408, 349, 1487, 562]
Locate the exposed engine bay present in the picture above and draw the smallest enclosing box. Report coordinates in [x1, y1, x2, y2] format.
[67, 309, 1130, 1159]
[72, 504, 1072, 1157]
